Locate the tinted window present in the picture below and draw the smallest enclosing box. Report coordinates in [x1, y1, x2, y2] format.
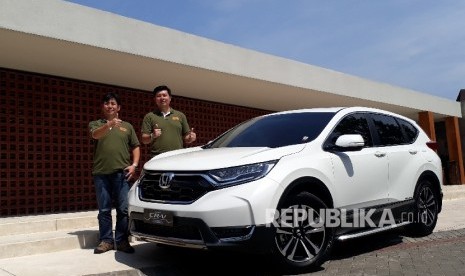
[371, 114, 404, 146]
[326, 113, 373, 147]
[397, 118, 418, 143]
[207, 112, 336, 148]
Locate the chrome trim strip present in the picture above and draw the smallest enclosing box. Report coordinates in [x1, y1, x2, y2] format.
[336, 221, 411, 241]
[144, 171, 216, 184]
[218, 225, 255, 242]
[131, 231, 207, 249]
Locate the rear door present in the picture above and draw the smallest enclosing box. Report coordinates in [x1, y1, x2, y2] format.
[369, 115, 422, 202]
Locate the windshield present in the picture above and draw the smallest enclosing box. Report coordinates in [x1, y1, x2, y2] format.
[206, 112, 336, 148]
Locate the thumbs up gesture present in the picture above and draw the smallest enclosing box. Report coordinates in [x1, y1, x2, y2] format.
[185, 128, 196, 144]
[153, 123, 162, 138]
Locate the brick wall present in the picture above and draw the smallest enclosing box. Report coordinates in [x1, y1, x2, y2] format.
[0, 68, 270, 216]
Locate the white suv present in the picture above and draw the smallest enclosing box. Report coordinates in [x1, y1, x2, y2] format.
[128, 107, 442, 271]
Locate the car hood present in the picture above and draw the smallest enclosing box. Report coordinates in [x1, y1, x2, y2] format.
[143, 144, 306, 171]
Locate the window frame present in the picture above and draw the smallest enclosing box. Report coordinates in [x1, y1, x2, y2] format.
[366, 113, 415, 147]
[323, 112, 374, 151]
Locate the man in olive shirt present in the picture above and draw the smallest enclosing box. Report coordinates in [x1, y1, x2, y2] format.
[89, 93, 140, 254]
[141, 85, 196, 157]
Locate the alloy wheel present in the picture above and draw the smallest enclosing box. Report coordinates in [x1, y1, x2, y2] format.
[274, 204, 326, 263]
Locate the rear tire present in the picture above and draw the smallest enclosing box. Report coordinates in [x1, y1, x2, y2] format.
[271, 192, 334, 271]
[408, 179, 439, 236]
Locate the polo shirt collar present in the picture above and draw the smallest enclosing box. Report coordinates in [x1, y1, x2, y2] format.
[154, 108, 176, 117]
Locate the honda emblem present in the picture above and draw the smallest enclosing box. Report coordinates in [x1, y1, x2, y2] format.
[159, 173, 174, 189]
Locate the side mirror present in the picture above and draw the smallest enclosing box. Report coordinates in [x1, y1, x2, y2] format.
[334, 134, 365, 151]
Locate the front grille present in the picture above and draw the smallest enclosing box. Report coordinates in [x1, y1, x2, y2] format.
[133, 219, 202, 240]
[139, 172, 215, 203]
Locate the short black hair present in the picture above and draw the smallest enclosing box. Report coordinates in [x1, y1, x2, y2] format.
[153, 85, 172, 97]
[102, 92, 120, 105]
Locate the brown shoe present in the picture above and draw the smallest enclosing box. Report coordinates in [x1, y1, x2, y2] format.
[116, 240, 135, 253]
[94, 241, 114, 254]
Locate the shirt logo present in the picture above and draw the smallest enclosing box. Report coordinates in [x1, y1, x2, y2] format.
[172, 116, 180, 121]
[159, 173, 174, 189]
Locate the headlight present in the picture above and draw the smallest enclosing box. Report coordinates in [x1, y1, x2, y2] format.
[207, 160, 277, 187]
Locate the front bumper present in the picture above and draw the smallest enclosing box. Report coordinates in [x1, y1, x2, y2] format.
[129, 212, 273, 252]
[128, 175, 282, 251]
[128, 176, 283, 227]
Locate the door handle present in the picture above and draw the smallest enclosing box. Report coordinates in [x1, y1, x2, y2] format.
[409, 150, 418, 155]
[375, 152, 386, 158]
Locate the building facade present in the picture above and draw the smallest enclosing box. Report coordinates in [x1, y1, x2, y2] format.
[1, 0, 463, 217]
[0, 68, 271, 216]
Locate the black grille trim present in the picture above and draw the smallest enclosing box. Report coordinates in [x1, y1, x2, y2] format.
[129, 212, 219, 244]
[133, 219, 202, 240]
[138, 171, 216, 204]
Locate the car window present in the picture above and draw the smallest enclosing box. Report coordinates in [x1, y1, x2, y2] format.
[207, 112, 336, 148]
[397, 118, 419, 144]
[371, 114, 405, 146]
[325, 113, 373, 148]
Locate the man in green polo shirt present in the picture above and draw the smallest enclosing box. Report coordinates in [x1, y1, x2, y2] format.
[89, 93, 140, 254]
[141, 85, 196, 157]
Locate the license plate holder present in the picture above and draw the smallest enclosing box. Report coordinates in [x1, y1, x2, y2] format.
[143, 209, 174, 226]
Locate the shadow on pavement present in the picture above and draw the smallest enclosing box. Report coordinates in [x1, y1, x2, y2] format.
[114, 230, 407, 275]
[116, 243, 284, 276]
[113, 243, 327, 275]
[67, 229, 100, 249]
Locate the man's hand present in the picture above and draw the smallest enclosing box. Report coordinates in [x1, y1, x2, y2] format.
[153, 123, 162, 139]
[124, 164, 137, 181]
[184, 128, 196, 144]
[107, 117, 122, 129]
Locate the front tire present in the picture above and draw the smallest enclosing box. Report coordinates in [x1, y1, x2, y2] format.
[408, 179, 439, 236]
[271, 192, 334, 271]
